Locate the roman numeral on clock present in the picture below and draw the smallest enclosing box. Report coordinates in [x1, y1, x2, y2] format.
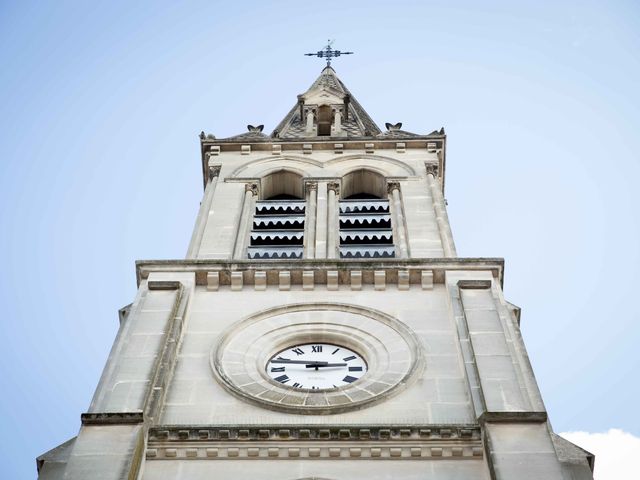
[348, 366, 363, 372]
[343, 355, 356, 361]
[291, 347, 304, 355]
[311, 345, 322, 353]
[292, 382, 302, 388]
[342, 375, 358, 383]
[270, 367, 285, 372]
[274, 375, 290, 383]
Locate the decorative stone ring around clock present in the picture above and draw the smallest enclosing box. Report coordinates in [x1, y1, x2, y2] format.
[210, 303, 424, 414]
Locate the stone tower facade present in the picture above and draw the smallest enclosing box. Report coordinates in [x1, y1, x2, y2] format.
[37, 66, 595, 479]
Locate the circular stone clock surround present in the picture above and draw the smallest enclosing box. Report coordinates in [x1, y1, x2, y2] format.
[211, 303, 423, 414]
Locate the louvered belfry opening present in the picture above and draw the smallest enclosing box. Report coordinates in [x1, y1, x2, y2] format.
[339, 169, 395, 258]
[247, 171, 305, 259]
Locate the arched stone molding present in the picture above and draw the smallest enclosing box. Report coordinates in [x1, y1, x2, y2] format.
[326, 153, 417, 177]
[340, 168, 387, 199]
[229, 155, 323, 179]
[259, 169, 305, 200]
[228, 153, 418, 179]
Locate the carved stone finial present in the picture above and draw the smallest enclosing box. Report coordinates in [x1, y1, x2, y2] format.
[208, 164, 221, 181]
[327, 182, 340, 194]
[387, 181, 401, 194]
[247, 125, 264, 133]
[245, 183, 259, 196]
[385, 122, 402, 131]
[199, 131, 206, 140]
[425, 164, 439, 177]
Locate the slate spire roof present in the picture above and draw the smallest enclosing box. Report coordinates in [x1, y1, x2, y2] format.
[211, 67, 436, 142]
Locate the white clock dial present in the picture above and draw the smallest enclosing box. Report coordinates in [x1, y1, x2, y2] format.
[266, 343, 367, 390]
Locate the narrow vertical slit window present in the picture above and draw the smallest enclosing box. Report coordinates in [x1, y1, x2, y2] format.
[317, 105, 332, 136]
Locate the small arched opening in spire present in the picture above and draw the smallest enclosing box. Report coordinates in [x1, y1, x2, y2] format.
[316, 105, 332, 136]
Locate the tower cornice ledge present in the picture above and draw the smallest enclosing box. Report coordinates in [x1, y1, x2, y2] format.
[201, 136, 445, 150]
[135, 257, 504, 289]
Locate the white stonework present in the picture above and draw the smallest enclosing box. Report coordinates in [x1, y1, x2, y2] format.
[36, 67, 595, 480]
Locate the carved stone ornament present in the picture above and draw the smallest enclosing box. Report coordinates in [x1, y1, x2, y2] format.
[327, 181, 340, 194]
[385, 122, 402, 131]
[245, 183, 259, 196]
[425, 164, 439, 177]
[247, 124, 264, 133]
[387, 181, 401, 194]
[208, 164, 221, 181]
[305, 181, 318, 191]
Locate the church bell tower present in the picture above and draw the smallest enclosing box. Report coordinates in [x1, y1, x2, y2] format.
[37, 51, 595, 479]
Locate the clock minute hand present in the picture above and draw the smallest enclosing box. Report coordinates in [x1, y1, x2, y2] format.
[271, 359, 329, 365]
[305, 363, 347, 368]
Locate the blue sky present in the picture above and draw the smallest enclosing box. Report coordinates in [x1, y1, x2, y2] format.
[1, 1, 639, 477]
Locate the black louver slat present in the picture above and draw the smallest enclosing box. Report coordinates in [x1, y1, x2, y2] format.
[339, 246, 396, 258]
[247, 247, 304, 259]
[253, 217, 306, 229]
[255, 201, 306, 214]
[339, 230, 394, 245]
[339, 217, 392, 229]
[251, 231, 304, 240]
[250, 233, 304, 246]
[339, 200, 390, 214]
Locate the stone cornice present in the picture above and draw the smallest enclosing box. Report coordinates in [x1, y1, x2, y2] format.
[81, 412, 144, 425]
[202, 136, 445, 147]
[149, 424, 480, 442]
[135, 258, 504, 289]
[145, 425, 484, 461]
[478, 411, 548, 424]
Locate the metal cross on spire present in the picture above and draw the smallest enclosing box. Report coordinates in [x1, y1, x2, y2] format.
[304, 40, 353, 67]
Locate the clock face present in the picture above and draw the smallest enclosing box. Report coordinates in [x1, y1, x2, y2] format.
[266, 343, 367, 390]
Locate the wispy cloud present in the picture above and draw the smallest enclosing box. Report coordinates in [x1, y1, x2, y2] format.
[560, 429, 640, 479]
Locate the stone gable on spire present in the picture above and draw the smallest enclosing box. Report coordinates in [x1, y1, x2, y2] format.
[271, 67, 382, 139]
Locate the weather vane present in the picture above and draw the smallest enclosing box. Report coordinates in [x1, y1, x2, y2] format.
[304, 40, 353, 67]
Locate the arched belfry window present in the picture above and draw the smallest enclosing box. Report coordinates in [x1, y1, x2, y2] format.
[339, 169, 395, 258]
[248, 171, 305, 259]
